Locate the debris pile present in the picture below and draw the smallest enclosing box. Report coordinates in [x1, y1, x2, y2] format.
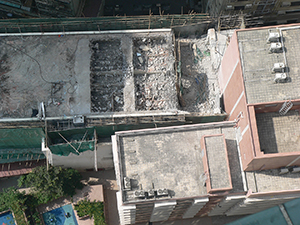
[178, 36, 220, 114]
[90, 39, 124, 112]
[135, 71, 177, 111]
[91, 73, 124, 112]
[90, 40, 123, 71]
[133, 37, 173, 72]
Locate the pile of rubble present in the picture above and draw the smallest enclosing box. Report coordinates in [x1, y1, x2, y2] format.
[91, 73, 124, 112]
[90, 39, 123, 71]
[133, 37, 174, 72]
[135, 71, 177, 111]
[178, 29, 232, 114]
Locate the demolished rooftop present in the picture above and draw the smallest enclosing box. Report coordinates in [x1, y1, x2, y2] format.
[0, 30, 178, 118]
[0, 28, 228, 120]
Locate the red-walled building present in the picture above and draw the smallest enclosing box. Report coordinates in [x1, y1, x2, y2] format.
[219, 23, 300, 171]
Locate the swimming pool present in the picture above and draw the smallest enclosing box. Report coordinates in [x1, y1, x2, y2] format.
[0, 211, 16, 225]
[42, 204, 78, 225]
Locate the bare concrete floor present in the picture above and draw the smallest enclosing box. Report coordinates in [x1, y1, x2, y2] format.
[256, 110, 300, 154]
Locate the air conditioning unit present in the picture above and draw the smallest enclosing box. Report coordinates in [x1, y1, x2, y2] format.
[292, 167, 300, 173]
[279, 168, 289, 175]
[274, 73, 287, 83]
[267, 32, 281, 43]
[134, 190, 145, 198]
[282, 2, 291, 7]
[73, 115, 84, 125]
[123, 177, 131, 190]
[226, 5, 233, 10]
[245, 4, 252, 9]
[269, 42, 282, 53]
[272, 62, 285, 73]
[148, 189, 155, 197]
[156, 188, 169, 196]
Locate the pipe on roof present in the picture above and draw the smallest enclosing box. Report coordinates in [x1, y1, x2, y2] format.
[0, 28, 172, 37]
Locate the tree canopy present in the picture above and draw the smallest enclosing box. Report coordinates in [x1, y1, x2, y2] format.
[18, 166, 83, 204]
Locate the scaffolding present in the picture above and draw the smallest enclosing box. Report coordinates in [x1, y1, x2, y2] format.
[0, 14, 210, 34]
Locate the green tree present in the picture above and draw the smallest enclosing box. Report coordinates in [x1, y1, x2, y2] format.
[0, 188, 28, 225]
[18, 166, 83, 204]
[74, 199, 106, 225]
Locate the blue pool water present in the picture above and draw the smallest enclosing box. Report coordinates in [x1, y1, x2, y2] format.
[0, 211, 16, 225]
[42, 204, 78, 225]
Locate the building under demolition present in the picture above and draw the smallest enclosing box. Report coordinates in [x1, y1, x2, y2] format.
[0, 27, 225, 177]
[112, 23, 300, 224]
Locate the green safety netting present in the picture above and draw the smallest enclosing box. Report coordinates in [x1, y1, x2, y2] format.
[0, 128, 45, 163]
[0, 148, 45, 164]
[47, 127, 96, 156]
[0, 128, 45, 149]
[48, 141, 95, 156]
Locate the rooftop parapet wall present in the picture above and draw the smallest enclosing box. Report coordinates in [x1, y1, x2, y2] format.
[201, 134, 232, 193]
[112, 121, 244, 204]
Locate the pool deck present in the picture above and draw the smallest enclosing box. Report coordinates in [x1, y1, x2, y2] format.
[38, 184, 104, 225]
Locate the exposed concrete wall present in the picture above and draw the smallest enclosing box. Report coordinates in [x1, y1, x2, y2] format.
[51, 142, 113, 171]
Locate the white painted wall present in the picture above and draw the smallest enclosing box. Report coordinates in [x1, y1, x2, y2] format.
[50, 142, 113, 171]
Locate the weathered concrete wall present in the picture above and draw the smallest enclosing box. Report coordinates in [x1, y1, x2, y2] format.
[51, 142, 113, 170]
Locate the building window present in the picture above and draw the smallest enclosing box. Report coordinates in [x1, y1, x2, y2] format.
[291, 1, 300, 6]
[234, 5, 245, 10]
[265, 104, 278, 107]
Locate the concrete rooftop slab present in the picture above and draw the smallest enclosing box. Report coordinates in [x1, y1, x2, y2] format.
[114, 122, 244, 203]
[201, 135, 232, 193]
[0, 30, 178, 118]
[246, 168, 300, 193]
[256, 110, 300, 154]
[238, 27, 300, 104]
